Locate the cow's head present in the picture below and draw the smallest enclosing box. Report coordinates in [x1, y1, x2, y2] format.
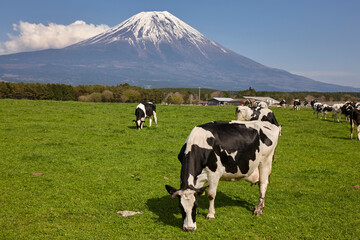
[236, 106, 249, 120]
[133, 119, 145, 130]
[165, 185, 207, 231]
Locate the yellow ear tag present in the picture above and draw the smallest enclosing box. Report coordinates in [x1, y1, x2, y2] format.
[201, 191, 206, 196]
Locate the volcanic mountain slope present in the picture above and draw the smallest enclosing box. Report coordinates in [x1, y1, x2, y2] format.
[0, 11, 357, 92]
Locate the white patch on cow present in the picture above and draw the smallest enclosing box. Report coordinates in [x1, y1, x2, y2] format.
[136, 103, 146, 117]
[184, 127, 214, 154]
[179, 189, 197, 231]
[187, 174, 195, 187]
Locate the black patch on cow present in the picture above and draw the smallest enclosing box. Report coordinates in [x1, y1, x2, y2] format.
[250, 109, 261, 121]
[144, 102, 156, 117]
[135, 107, 145, 119]
[259, 129, 272, 146]
[178, 143, 187, 163]
[199, 121, 261, 174]
[261, 112, 280, 126]
[179, 144, 216, 188]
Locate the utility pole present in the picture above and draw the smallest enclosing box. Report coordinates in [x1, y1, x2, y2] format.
[198, 87, 201, 101]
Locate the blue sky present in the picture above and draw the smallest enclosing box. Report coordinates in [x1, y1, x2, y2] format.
[1, 0, 359, 88]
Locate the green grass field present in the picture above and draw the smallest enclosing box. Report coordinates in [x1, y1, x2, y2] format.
[1, 99, 359, 239]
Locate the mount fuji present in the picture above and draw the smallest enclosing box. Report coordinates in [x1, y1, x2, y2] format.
[0, 11, 358, 91]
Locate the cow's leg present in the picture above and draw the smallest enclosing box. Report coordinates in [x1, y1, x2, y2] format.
[205, 172, 220, 220]
[149, 117, 152, 127]
[153, 111, 158, 127]
[357, 125, 360, 141]
[253, 158, 272, 216]
[350, 121, 354, 140]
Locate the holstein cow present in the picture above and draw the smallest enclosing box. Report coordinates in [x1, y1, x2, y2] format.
[332, 103, 344, 122]
[133, 102, 157, 130]
[310, 99, 318, 109]
[279, 99, 286, 107]
[313, 102, 323, 118]
[350, 109, 360, 140]
[293, 99, 301, 110]
[165, 120, 280, 231]
[341, 102, 355, 122]
[320, 104, 333, 120]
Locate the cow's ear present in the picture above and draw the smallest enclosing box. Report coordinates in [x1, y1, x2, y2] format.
[165, 185, 178, 196]
[196, 185, 208, 196]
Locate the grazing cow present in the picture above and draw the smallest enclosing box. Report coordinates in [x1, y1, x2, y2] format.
[332, 104, 344, 122]
[311, 99, 318, 111]
[320, 104, 333, 120]
[293, 99, 301, 110]
[235, 106, 280, 127]
[350, 109, 360, 140]
[165, 120, 280, 231]
[253, 101, 268, 108]
[313, 102, 323, 118]
[304, 100, 308, 107]
[280, 99, 286, 107]
[341, 102, 355, 122]
[133, 102, 157, 130]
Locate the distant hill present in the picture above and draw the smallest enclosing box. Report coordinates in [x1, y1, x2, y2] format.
[0, 11, 358, 92]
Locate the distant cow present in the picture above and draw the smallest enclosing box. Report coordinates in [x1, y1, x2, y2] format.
[133, 102, 157, 130]
[350, 109, 360, 140]
[293, 99, 301, 110]
[341, 102, 355, 122]
[313, 102, 323, 118]
[332, 104, 344, 122]
[320, 104, 333, 120]
[280, 99, 286, 107]
[311, 99, 318, 111]
[166, 120, 280, 231]
[235, 106, 280, 128]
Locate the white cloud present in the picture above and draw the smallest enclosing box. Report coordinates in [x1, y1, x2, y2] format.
[0, 20, 110, 55]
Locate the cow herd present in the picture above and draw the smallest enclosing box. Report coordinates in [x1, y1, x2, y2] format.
[133, 99, 358, 231]
[310, 100, 360, 140]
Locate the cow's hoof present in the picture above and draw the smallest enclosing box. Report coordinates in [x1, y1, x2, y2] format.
[253, 210, 263, 216]
[206, 214, 215, 220]
[253, 207, 263, 216]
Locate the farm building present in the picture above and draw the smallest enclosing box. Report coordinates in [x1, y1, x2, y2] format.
[208, 97, 233, 105]
[243, 96, 280, 106]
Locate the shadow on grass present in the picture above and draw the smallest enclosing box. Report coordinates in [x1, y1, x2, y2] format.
[146, 191, 253, 229]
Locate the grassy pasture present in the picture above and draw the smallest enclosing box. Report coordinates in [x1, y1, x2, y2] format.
[0, 99, 359, 239]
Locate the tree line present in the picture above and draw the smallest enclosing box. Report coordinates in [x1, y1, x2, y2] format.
[0, 82, 359, 104]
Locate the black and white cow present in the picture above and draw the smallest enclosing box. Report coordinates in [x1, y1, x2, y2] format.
[310, 99, 318, 109]
[133, 102, 157, 130]
[350, 109, 360, 140]
[320, 104, 333, 120]
[311, 99, 318, 114]
[235, 106, 280, 128]
[313, 102, 323, 118]
[341, 102, 355, 122]
[165, 120, 280, 231]
[279, 99, 286, 107]
[293, 99, 301, 110]
[332, 103, 344, 122]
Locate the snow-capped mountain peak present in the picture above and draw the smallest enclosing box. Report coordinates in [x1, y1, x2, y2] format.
[74, 11, 227, 55]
